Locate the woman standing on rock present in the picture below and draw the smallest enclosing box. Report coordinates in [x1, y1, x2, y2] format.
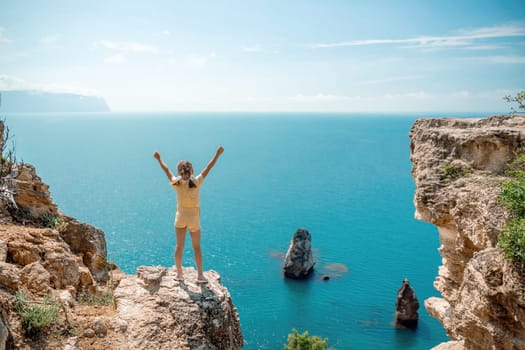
[153, 146, 224, 283]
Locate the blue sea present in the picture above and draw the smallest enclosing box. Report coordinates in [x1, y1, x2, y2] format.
[5, 112, 484, 349]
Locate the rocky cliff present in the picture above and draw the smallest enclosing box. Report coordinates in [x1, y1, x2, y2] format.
[0, 122, 242, 349]
[410, 115, 525, 349]
[113, 266, 243, 350]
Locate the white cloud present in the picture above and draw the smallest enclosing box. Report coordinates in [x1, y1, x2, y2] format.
[0, 74, 100, 96]
[40, 35, 62, 48]
[310, 22, 525, 50]
[160, 30, 171, 36]
[105, 53, 126, 64]
[464, 44, 508, 50]
[460, 24, 525, 39]
[460, 55, 525, 64]
[95, 39, 159, 54]
[361, 75, 423, 85]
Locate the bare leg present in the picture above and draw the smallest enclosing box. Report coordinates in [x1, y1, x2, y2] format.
[175, 227, 186, 279]
[189, 229, 207, 282]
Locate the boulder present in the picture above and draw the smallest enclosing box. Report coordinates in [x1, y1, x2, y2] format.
[19, 262, 51, 296]
[7, 241, 40, 266]
[58, 216, 108, 283]
[43, 250, 80, 289]
[0, 262, 20, 291]
[136, 265, 166, 292]
[12, 163, 58, 218]
[113, 266, 243, 350]
[395, 278, 419, 328]
[6, 227, 80, 289]
[283, 228, 315, 279]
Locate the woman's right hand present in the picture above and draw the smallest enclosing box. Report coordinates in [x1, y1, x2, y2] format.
[153, 151, 161, 160]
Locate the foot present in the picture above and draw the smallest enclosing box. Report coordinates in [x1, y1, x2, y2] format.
[176, 273, 184, 281]
[196, 274, 208, 283]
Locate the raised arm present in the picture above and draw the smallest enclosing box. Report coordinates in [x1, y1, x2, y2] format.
[153, 151, 175, 181]
[201, 146, 224, 178]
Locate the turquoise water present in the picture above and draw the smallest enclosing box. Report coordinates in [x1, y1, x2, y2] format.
[6, 112, 453, 349]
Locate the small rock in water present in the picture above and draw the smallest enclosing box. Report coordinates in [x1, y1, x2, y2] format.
[283, 228, 315, 279]
[321, 275, 330, 281]
[395, 278, 419, 329]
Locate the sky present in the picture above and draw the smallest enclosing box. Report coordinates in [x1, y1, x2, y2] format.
[0, 0, 524, 113]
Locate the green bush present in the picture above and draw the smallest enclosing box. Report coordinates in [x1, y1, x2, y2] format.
[498, 150, 525, 264]
[505, 152, 525, 179]
[442, 162, 469, 180]
[13, 207, 35, 224]
[39, 212, 62, 229]
[499, 177, 525, 217]
[14, 292, 60, 336]
[284, 329, 329, 350]
[498, 218, 525, 263]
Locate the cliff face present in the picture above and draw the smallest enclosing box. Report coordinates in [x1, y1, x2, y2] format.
[410, 116, 525, 350]
[0, 122, 242, 349]
[113, 266, 243, 350]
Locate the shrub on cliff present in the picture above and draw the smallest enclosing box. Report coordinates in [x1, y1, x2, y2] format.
[498, 151, 525, 264]
[39, 212, 62, 229]
[499, 218, 525, 263]
[14, 292, 60, 337]
[284, 328, 329, 350]
[500, 176, 525, 217]
[441, 161, 470, 180]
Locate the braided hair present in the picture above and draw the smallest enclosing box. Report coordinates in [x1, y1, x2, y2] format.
[176, 160, 197, 188]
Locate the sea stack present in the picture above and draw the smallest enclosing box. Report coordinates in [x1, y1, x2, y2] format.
[283, 228, 315, 279]
[395, 278, 419, 328]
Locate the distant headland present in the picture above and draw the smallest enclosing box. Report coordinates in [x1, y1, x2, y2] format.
[0, 90, 110, 113]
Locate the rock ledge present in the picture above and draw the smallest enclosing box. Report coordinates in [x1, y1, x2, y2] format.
[114, 266, 243, 350]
